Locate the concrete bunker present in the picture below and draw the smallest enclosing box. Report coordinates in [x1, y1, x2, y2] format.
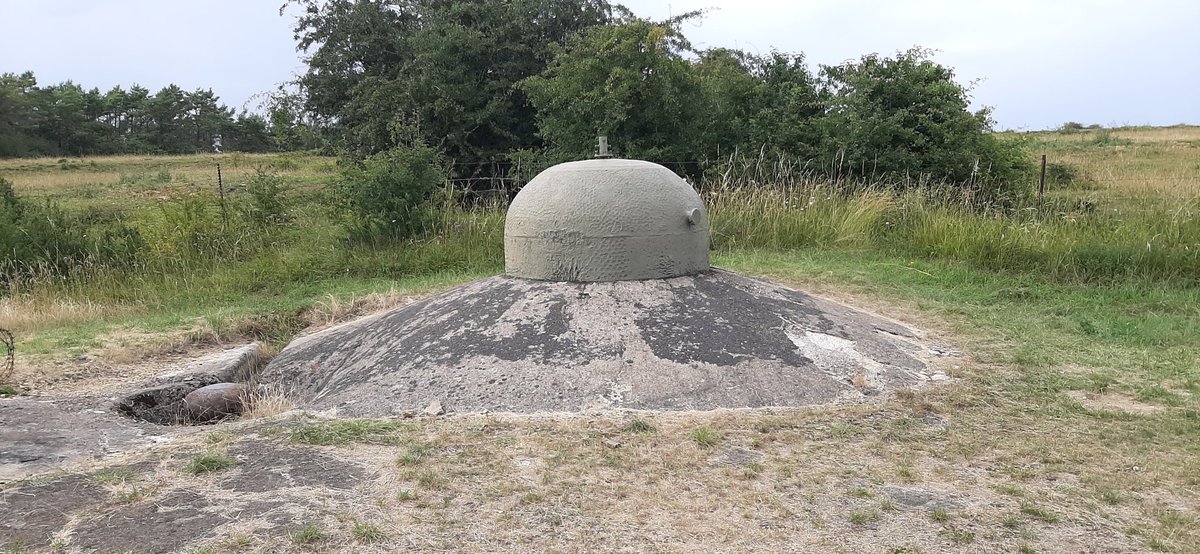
[260, 153, 946, 415]
[505, 158, 709, 281]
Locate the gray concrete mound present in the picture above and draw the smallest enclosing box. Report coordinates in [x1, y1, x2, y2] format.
[262, 270, 937, 415]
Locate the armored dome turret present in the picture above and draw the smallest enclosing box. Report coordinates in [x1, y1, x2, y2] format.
[504, 158, 710, 282]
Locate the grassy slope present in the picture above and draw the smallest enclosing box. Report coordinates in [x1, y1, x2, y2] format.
[1, 126, 1198, 551]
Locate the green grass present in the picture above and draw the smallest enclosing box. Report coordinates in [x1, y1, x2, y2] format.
[396, 441, 436, 466]
[288, 523, 326, 545]
[183, 451, 237, 475]
[1019, 502, 1061, 524]
[288, 419, 413, 446]
[849, 508, 882, 524]
[350, 521, 387, 543]
[623, 418, 655, 434]
[90, 468, 135, 485]
[690, 426, 722, 447]
[2, 130, 1199, 552]
[415, 469, 445, 489]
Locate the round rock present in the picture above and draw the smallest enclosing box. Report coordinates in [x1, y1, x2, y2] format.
[504, 158, 709, 282]
[184, 382, 248, 422]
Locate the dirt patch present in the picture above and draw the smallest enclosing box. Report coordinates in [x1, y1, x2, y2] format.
[1067, 391, 1166, 414]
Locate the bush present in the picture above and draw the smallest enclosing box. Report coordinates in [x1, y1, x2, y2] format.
[338, 142, 446, 242]
[819, 48, 1033, 204]
[1089, 129, 1132, 147]
[242, 167, 291, 226]
[1058, 122, 1086, 134]
[1, 178, 89, 276]
[1045, 162, 1094, 189]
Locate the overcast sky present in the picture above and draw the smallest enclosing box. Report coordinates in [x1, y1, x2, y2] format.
[1, 0, 1196, 130]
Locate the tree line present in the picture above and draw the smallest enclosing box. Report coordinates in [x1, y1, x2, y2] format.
[289, 0, 1031, 207]
[0, 72, 322, 157]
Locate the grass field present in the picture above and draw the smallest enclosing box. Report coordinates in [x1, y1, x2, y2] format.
[1, 126, 1198, 552]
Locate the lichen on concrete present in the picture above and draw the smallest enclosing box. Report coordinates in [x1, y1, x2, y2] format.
[261, 270, 936, 415]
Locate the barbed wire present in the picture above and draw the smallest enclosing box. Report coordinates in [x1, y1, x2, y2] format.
[0, 328, 14, 384]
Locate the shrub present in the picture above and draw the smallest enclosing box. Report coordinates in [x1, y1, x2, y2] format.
[1090, 129, 1132, 147]
[691, 426, 723, 447]
[1045, 162, 1094, 189]
[154, 197, 239, 261]
[1058, 121, 1086, 133]
[1, 178, 142, 278]
[242, 167, 291, 226]
[819, 48, 1034, 204]
[183, 451, 237, 475]
[338, 141, 446, 242]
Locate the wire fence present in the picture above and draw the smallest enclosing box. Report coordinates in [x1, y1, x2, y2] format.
[0, 328, 14, 384]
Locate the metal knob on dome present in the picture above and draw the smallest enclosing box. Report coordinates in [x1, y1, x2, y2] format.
[504, 158, 710, 282]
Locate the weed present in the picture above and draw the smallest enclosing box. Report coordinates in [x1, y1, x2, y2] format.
[827, 422, 860, 438]
[847, 487, 873, 498]
[1096, 487, 1126, 505]
[289, 420, 408, 445]
[623, 418, 655, 434]
[1019, 502, 1060, 523]
[241, 385, 295, 419]
[91, 468, 135, 485]
[993, 484, 1024, 497]
[849, 508, 882, 524]
[0, 384, 19, 396]
[205, 430, 233, 444]
[116, 487, 148, 503]
[184, 451, 237, 475]
[943, 528, 975, 544]
[520, 492, 545, 504]
[397, 442, 435, 466]
[289, 523, 325, 544]
[691, 426, 722, 447]
[397, 489, 419, 501]
[350, 521, 387, 543]
[930, 507, 951, 522]
[243, 168, 292, 227]
[415, 469, 445, 488]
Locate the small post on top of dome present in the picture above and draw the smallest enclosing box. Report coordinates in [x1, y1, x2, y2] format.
[595, 135, 613, 159]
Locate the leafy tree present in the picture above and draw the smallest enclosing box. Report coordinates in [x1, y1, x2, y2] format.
[746, 52, 826, 162]
[521, 17, 704, 163]
[818, 47, 1029, 198]
[287, 0, 616, 166]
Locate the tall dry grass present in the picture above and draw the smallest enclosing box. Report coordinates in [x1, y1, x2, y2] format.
[3, 134, 1197, 341]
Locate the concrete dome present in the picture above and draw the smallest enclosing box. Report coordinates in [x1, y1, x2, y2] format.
[504, 159, 709, 282]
